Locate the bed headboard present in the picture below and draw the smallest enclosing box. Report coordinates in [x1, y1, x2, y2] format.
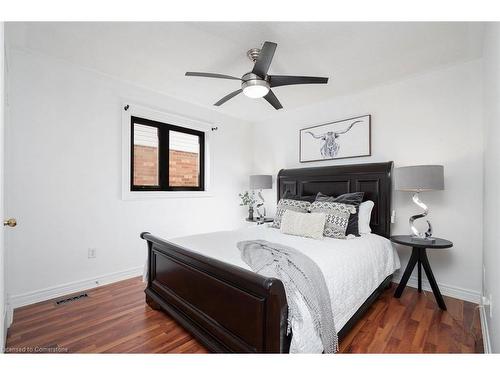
[277, 161, 393, 238]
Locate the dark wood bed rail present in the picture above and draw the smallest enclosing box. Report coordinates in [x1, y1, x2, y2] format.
[141, 232, 291, 353]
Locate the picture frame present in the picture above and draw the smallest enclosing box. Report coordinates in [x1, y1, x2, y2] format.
[299, 114, 371, 163]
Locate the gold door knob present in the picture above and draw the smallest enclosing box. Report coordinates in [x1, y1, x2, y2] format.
[3, 218, 17, 227]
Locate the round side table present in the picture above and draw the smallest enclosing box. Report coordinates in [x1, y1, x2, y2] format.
[391, 235, 453, 310]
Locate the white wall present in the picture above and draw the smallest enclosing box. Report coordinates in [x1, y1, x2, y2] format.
[4, 48, 253, 304]
[482, 23, 500, 353]
[252, 60, 484, 301]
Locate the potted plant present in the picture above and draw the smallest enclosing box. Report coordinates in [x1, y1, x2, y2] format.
[239, 191, 256, 220]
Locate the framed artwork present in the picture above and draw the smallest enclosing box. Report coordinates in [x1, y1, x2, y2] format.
[299, 114, 371, 163]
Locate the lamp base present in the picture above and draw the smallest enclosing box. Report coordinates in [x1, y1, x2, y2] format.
[409, 192, 433, 238]
[255, 189, 266, 221]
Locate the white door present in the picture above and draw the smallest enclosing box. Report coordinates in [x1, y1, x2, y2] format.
[1, 21, 6, 351]
[0, 22, 18, 352]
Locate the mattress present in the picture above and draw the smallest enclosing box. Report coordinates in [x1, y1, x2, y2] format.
[167, 225, 400, 353]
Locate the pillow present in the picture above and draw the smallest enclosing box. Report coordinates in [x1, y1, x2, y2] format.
[271, 199, 311, 229]
[358, 200, 374, 234]
[309, 201, 356, 239]
[315, 192, 365, 236]
[282, 191, 316, 203]
[280, 210, 326, 240]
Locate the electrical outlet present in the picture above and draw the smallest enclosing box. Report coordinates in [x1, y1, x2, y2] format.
[391, 210, 396, 224]
[88, 248, 96, 259]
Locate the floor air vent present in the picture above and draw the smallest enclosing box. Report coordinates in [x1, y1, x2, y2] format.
[55, 293, 89, 305]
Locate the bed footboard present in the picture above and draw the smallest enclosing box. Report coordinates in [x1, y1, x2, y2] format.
[141, 232, 290, 353]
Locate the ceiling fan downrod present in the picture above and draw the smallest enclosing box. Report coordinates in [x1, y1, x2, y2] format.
[246, 48, 261, 63]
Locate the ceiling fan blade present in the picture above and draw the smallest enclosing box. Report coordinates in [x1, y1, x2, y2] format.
[263, 90, 283, 110]
[214, 89, 243, 106]
[268, 75, 329, 88]
[185, 72, 241, 81]
[252, 41, 277, 78]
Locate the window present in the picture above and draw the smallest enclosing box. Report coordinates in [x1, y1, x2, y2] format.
[131, 116, 205, 191]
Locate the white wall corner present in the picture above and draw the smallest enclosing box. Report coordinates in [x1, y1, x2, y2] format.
[2, 309, 6, 352]
[3, 305, 13, 349]
[479, 303, 492, 353]
[6, 305, 13, 327]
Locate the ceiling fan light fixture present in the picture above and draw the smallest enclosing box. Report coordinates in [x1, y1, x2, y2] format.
[242, 79, 270, 98]
[185, 41, 329, 109]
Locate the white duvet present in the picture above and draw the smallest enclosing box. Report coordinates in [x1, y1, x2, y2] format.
[166, 225, 400, 353]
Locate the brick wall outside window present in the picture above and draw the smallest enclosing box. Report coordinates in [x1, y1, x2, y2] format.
[169, 149, 199, 187]
[133, 145, 159, 186]
[133, 145, 199, 187]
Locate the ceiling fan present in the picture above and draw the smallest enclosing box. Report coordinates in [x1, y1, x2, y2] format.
[185, 41, 329, 110]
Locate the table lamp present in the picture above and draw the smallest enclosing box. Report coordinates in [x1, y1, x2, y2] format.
[394, 165, 444, 240]
[249, 175, 272, 222]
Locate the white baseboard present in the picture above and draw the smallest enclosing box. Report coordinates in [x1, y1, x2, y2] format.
[479, 304, 492, 353]
[8, 266, 144, 310]
[393, 272, 481, 304]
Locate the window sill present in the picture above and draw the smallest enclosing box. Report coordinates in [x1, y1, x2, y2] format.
[122, 190, 213, 201]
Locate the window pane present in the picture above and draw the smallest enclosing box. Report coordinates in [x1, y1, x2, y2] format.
[133, 124, 159, 186]
[169, 130, 200, 187]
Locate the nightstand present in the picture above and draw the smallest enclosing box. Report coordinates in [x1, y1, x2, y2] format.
[245, 217, 274, 225]
[391, 235, 453, 310]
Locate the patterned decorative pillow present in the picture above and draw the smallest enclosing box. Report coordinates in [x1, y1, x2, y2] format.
[315, 192, 365, 236]
[309, 201, 357, 239]
[271, 199, 311, 229]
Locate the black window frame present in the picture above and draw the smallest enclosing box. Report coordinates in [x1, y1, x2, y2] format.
[130, 116, 205, 192]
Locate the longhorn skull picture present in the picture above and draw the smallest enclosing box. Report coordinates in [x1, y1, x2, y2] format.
[300, 115, 371, 162]
[306, 120, 362, 158]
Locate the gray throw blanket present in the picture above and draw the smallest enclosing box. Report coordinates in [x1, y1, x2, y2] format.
[237, 240, 338, 353]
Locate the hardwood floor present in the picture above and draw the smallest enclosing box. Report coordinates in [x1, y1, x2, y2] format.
[5, 277, 483, 354]
[339, 284, 483, 353]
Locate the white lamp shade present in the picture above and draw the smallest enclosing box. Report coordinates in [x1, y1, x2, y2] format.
[249, 175, 272, 190]
[394, 165, 444, 192]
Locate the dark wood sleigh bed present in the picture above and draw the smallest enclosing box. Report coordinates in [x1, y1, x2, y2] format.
[141, 161, 393, 353]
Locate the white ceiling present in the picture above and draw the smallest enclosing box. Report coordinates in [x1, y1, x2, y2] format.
[7, 22, 484, 121]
